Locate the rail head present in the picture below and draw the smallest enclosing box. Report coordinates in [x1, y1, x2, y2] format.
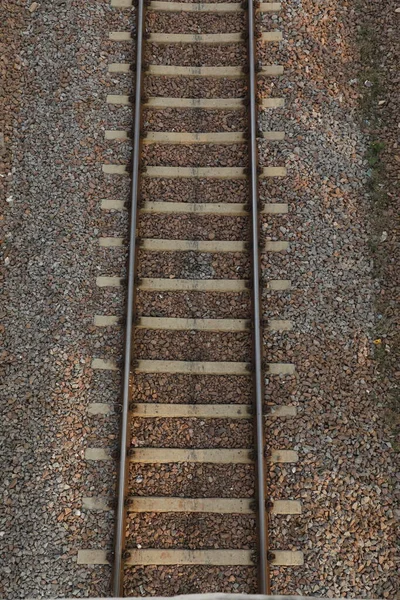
[246, 0, 270, 592]
[111, 0, 145, 596]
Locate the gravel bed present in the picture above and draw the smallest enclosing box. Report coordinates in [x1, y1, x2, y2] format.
[146, 12, 245, 34]
[126, 513, 256, 548]
[91, 326, 125, 361]
[94, 287, 126, 314]
[105, 104, 133, 130]
[259, 105, 286, 132]
[257, 76, 291, 97]
[154, 0, 239, 3]
[141, 177, 249, 203]
[264, 373, 297, 407]
[263, 335, 297, 365]
[96, 247, 128, 278]
[143, 144, 248, 167]
[3, 0, 398, 595]
[260, 212, 291, 238]
[133, 330, 252, 361]
[136, 290, 251, 319]
[129, 463, 255, 497]
[107, 73, 134, 94]
[143, 108, 247, 132]
[84, 462, 118, 498]
[258, 138, 289, 165]
[144, 42, 246, 67]
[1, 0, 136, 596]
[99, 172, 131, 199]
[131, 417, 253, 448]
[70, 511, 115, 550]
[87, 412, 120, 447]
[87, 370, 122, 405]
[103, 139, 132, 163]
[258, 178, 287, 201]
[96, 208, 129, 237]
[123, 566, 257, 596]
[257, 0, 399, 596]
[145, 75, 247, 98]
[138, 250, 251, 279]
[132, 374, 253, 404]
[139, 214, 249, 240]
[261, 252, 291, 282]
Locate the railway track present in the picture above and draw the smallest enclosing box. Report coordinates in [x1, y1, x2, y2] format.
[79, 0, 303, 595]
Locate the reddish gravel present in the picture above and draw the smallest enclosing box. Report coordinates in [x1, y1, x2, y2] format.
[89, 370, 123, 406]
[106, 104, 132, 129]
[129, 463, 255, 497]
[3, 0, 397, 595]
[96, 287, 126, 314]
[132, 373, 253, 404]
[126, 512, 257, 548]
[133, 329, 252, 361]
[136, 290, 252, 319]
[143, 107, 247, 132]
[261, 255, 291, 284]
[123, 565, 257, 596]
[143, 143, 248, 167]
[138, 214, 249, 240]
[137, 250, 251, 279]
[131, 417, 253, 448]
[96, 246, 128, 276]
[146, 12, 245, 34]
[141, 177, 249, 203]
[145, 42, 247, 67]
[145, 74, 247, 97]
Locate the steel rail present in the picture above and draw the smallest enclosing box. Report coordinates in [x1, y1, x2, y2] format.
[112, 0, 145, 595]
[247, 0, 270, 593]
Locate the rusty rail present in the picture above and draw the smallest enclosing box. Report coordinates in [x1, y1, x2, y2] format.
[112, 0, 145, 594]
[246, 0, 270, 594]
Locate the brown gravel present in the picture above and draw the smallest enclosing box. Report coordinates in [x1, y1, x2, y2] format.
[137, 290, 251, 319]
[259, 105, 286, 131]
[96, 286, 126, 314]
[129, 463, 255, 497]
[145, 74, 247, 98]
[126, 513, 256, 548]
[123, 565, 257, 596]
[155, 0, 239, 3]
[257, 0, 400, 596]
[142, 143, 248, 167]
[96, 207, 129, 237]
[3, 0, 397, 594]
[138, 250, 251, 279]
[141, 177, 249, 203]
[106, 104, 133, 130]
[261, 252, 291, 283]
[133, 330, 252, 361]
[143, 107, 247, 132]
[0, 3, 22, 216]
[132, 373, 253, 404]
[144, 42, 246, 67]
[91, 325, 125, 361]
[96, 251, 127, 282]
[131, 417, 253, 448]
[138, 214, 249, 240]
[146, 12, 245, 34]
